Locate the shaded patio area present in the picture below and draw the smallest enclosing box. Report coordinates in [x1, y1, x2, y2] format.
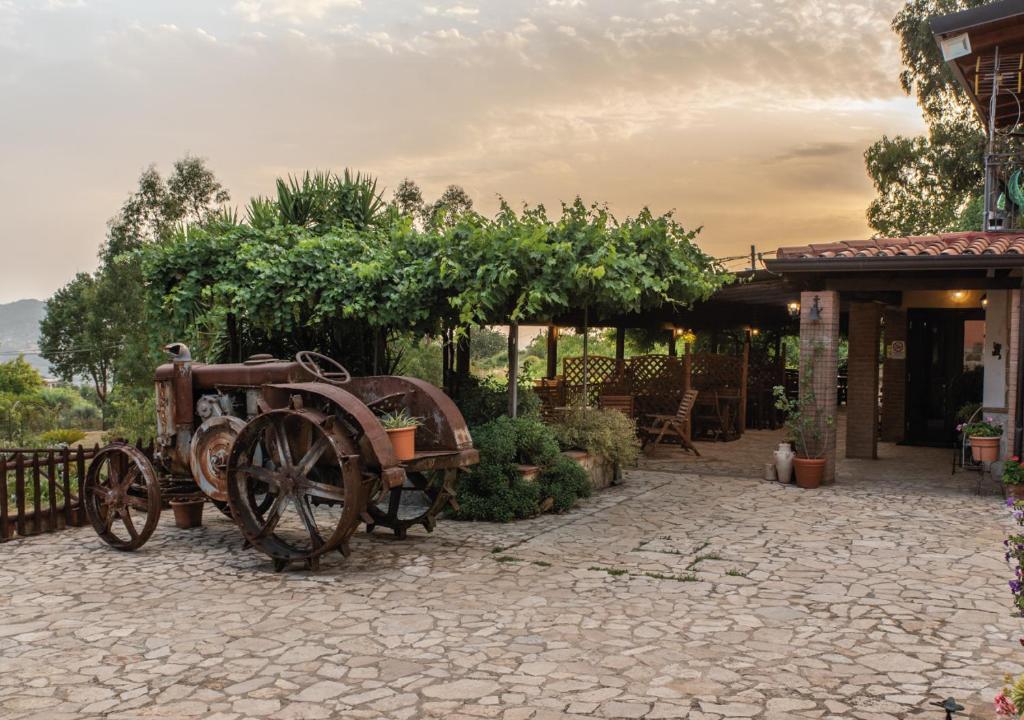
[640, 410, 1003, 496]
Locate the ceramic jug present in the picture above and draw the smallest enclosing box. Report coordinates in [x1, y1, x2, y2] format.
[774, 442, 794, 484]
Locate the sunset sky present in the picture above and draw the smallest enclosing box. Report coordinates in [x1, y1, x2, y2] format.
[1, 0, 925, 303]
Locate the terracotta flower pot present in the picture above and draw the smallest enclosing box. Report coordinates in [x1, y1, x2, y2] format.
[793, 457, 826, 489]
[386, 426, 417, 462]
[970, 435, 1001, 463]
[1006, 484, 1024, 504]
[171, 499, 205, 529]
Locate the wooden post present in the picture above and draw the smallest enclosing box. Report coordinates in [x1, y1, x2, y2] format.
[508, 322, 519, 417]
[546, 325, 559, 379]
[441, 327, 452, 394]
[668, 331, 677, 357]
[61, 447, 72, 527]
[14, 453, 25, 538]
[582, 307, 590, 406]
[0, 455, 8, 541]
[455, 327, 471, 391]
[739, 333, 750, 435]
[47, 449, 57, 531]
[75, 446, 86, 526]
[31, 452, 42, 534]
[615, 325, 626, 368]
[683, 352, 693, 442]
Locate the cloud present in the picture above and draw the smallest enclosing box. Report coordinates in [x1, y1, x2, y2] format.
[445, 4, 478, 18]
[774, 141, 858, 162]
[233, 0, 362, 24]
[0, 0, 926, 302]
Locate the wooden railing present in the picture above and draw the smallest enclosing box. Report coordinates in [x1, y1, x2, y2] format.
[0, 445, 102, 540]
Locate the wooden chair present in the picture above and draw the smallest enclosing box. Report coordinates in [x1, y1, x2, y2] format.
[639, 389, 700, 455]
[598, 393, 635, 418]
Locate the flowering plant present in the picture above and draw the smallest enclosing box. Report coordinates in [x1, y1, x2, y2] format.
[996, 688, 1018, 716]
[1006, 500, 1024, 615]
[1005, 458, 1024, 486]
[961, 418, 1003, 437]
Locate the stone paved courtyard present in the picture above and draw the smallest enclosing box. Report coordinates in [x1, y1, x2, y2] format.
[0, 452, 1020, 719]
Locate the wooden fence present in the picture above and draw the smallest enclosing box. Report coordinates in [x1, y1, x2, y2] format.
[0, 441, 150, 542]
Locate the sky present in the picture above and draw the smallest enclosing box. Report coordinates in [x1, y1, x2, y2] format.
[1, 0, 927, 303]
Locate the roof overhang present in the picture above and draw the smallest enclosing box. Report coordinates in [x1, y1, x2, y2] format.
[766, 254, 1024, 273]
[930, 0, 1024, 129]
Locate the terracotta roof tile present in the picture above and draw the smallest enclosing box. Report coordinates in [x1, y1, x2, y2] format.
[775, 232, 1024, 260]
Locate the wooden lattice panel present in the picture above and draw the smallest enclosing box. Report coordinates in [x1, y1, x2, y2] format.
[563, 355, 619, 406]
[628, 355, 685, 397]
[689, 352, 743, 391]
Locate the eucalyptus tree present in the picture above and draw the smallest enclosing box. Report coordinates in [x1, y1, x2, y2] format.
[864, 0, 987, 236]
[41, 156, 230, 412]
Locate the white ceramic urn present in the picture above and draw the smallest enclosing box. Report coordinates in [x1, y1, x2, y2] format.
[773, 442, 794, 484]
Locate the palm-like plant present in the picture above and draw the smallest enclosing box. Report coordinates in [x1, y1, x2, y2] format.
[246, 170, 388, 231]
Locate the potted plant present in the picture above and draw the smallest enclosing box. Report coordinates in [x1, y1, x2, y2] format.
[772, 345, 834, 489]
[170, 498, 205, 529]
[1004, 456, 1024, 502]
[378, 409, 423, 462]
[961, 418, 1002, 463]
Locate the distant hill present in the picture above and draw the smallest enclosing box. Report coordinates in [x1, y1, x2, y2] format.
[0, 299, 50, 376]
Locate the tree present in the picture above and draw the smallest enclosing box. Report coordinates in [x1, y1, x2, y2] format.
[41, 156, 231, 400]
[423, 184, 474, 231]
[392, 178, 425, 220]
[0, 356, 43, 395]
[39, 273, 118, 407]
[104, 155, 229, 261]
[863, 0, 988, 236]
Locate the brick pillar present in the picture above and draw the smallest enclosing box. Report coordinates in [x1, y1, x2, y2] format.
[1009, 290, 1021, 453]
[799, 291, 839, 482]
[880, 308, 907, 443]
[846, 303, 881, 458]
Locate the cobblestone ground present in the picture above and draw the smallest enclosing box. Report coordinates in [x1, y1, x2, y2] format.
[0, 461, 1019, 719]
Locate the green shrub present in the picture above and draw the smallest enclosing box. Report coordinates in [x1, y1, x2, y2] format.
[455, 415, 585, 522]
[538, 455, 591, 513]
[552, 407, 639, 469]
[454, 464, 540, 522]
[513, 416, 560, 466]
[452, 375, 540, 426]
[36, 429, 86, 446]
[470, 416, 517, 466]
[104, 385, 156, 443]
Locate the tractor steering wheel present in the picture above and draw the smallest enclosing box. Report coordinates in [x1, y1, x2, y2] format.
[295, 351, 351, 386]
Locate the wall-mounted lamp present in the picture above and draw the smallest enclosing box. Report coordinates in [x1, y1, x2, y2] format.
[787, 301, 800, 318]
[982, 293, 989, 308]
[808, 295, 823, 321]
[993, 342, 1002, 359]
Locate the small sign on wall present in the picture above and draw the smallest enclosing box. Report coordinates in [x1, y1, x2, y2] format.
[887, 340, 906, 360]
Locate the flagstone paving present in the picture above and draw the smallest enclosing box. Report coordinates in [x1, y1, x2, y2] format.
[0, 460, 1019, 719]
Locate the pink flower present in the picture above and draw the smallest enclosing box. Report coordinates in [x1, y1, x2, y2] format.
[995, 691, 1016, 716]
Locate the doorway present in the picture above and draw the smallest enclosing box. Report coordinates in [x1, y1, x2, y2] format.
[905, 309, 985, 446]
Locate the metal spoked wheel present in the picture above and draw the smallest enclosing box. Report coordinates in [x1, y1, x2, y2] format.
[227, 408, 368, 571]
[366, 469, 458, 539]
[83, 443, 162, 551]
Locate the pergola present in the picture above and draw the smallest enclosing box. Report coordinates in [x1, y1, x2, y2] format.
[517, 272, 799, 437]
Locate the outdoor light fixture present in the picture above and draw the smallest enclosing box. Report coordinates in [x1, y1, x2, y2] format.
[787, 301, 800, 318]
[808, 295, 823, 321]
[750, 327, 760, 337]
[930, 697, 964, 719]
[982, 293, 989, 308]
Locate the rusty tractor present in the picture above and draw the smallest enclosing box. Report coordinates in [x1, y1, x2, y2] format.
[82, 344, 478, 571]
